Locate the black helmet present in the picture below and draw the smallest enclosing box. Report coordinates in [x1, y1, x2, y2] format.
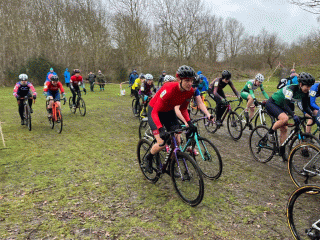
[176, 65, 196, 79]
[222, 70, 231, 80]
[50, 75, 59, 81]
[74, 69, 80, 73]
[298, 72, 315, 86]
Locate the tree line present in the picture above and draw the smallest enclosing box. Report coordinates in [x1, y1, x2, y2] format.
[0, 0, 319, 85]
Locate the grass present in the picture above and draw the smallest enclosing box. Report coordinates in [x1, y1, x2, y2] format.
[0, 81, 304, 239]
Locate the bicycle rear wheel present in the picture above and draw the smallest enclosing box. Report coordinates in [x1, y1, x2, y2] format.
[203, 107, 218, 134]
[137, 139, 160, 183]
[191, 137, 222, 180]
[287, 185, 320, 240]
[288, 143, 320, 188]
[24, 104, 32, 131]
[55, 109, 63, 133]
[170, 152, 204, 206]
[234, 106, 246, 131]
[69, 97, 76, 114]
[249, 125, 276, 163]
[78, 98, 86, 116]
[188, 98, 198, 115]
[227, 111, 242, 141]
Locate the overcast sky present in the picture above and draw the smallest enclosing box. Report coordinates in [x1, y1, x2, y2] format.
[204, 0, 319, 44]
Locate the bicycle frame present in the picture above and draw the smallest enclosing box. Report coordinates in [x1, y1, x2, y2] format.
[239, 104, 265, 125]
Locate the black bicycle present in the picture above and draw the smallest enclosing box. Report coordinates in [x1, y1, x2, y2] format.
[287, 185, 320, 240]
[69, 90, 86, 116]
[249, 116, 320, 163]
[137, 126, 204, 206]
[20, 96, 33, 131]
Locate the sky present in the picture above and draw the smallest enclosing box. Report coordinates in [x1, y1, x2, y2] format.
[204, 0, 319, 44]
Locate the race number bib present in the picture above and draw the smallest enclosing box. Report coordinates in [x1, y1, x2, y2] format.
[310, 90, 317, 97]
[160, 90, 167, 98]
[284, 89, 293, 100]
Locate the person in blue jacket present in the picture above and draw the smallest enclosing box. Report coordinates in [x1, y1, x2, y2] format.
[197, 75, 208, 92]
[45, 68, 57, 84]
[197, 71, 209, 86]
[64, 68, 71, 87]
[129, 69, 139, 96]
[306, 82, 320, 133]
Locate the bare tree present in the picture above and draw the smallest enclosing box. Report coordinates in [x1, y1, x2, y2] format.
[289, 0, 320, 14]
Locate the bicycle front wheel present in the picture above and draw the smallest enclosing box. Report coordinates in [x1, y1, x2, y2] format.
[288, 143, 320, 188]
[287, 185, 320, 240]
[203, 107, 218, 134]
[254, 110, 273, 129]
[227, 111, 242, 141]
[137, 139, 160, 183]
[78, 98, 86, 116]
[138, 119, 154, 142]
[234, 106, 246, 130]
[191, 137, 222, 180]
[25, 104, 32, 131]
[55, 109, 63, 133]
[249, 125, 276, 163]
[170, 152, 204, 206]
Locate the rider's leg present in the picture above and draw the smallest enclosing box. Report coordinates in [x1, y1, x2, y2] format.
[17, 100, 24, 120]
[273, 113, 289, 144]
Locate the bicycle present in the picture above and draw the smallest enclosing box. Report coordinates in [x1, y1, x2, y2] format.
[234, 100, 272, 132]
[132, 95, 142, 117]
[288, 142, 320, 188]
[138, 95, 152, 121]
[20, 96, 33, 131]
[47, 98, 66, 133]
[287, 185, 320, 240]
[188, 91, 211, 116]
[69, 90, 86, 116]
[203, 99, 243, 141]
[180, 117, 222, 180]
[137, 127, 204, 206]
[249, 116, 320, 163]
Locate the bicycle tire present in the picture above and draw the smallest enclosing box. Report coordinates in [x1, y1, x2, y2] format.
[227, 111, 243, 141]
[234, 106, 246, 131]
[55, 108, 63, 133]
[188, 98, 199, 115]
[254, 110, 273, 129]
[69, 97, 76, 114]
[288, 143, 320, 188]
[191, 137, 222, 180]
[287, 185, 320, 240]
[138, 120, 154, 142]
[24, 104, 32, 131]
[78, 98, 86, 116]
[203, 99, 211, 109]
[286, 133, 320, 162]
[249, 125, 276, 163]
[137, 139, 160, 183]
[170, 152, 204, 206]
[203, 107, 218, 134]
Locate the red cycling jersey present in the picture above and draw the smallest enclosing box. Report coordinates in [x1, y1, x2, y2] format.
[44, 81, 65, 93]
[70, 75, 83, 86]
[149, 82, 194, 129]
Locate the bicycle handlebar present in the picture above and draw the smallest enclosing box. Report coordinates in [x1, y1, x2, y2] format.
[159, 126, 190, 147]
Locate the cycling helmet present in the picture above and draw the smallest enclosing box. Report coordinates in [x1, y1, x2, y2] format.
[164, 75, 176, 82]
[145, 74, 153, 80]
[74, 69, 80, 73]
[140, 74, 145, 79]
[255, 73, 264, 83]
[222, 70, 231, 80]
[193, 75, 200, 87]
[19, 74, 28, 81]
[50, 75, 59, 81]
[298, 72, 315, 86]
[176, 65, 196, 79]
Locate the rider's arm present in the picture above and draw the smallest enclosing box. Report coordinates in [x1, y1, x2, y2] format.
[179, 99, 191, 123]
[58, 82, 65, 94]
[229, 81, 240, 98]
[28, 83, 37, 96]
[310, 84, 320, 111]
[194, 95, 211, 119]
[13, 83, 19, 97]
[174, 105, 188, 126]
[302, 95, 313, 117]
[213, 83, 224, 100]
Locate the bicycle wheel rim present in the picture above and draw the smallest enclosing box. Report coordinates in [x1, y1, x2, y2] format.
[287, 186, 320, 240]
[227, 111, 242, 141]
[254, 110, 273, 130]
[249, 125, 275, 163]
[170, 152, 204, 206]
[288, 143, 320, 188]
[192, 137, 222, 180]
[69, 97, 76, 113]
[78, 98, 86, 116]
[137, 139, 160, 183]
[27, 106, 31, 131]
[203, 107, 218, 134]
[55, 109, 63, 133]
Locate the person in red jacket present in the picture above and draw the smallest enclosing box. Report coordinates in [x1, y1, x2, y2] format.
[70, 69, 86, 108]
[143, 65, 198, 173]
[44, 75, 66, 118]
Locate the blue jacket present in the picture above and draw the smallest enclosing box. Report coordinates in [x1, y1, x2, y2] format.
[197, 80, 208, 92]
[129, 73, 139, 85]
[286, 76, 298, 86]
[64, 69, 70, 83]
[310, 83, 320, 110]
[46, 71, 57, 82]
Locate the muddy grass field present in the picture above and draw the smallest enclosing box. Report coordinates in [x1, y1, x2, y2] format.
[0, 83, 299, 239]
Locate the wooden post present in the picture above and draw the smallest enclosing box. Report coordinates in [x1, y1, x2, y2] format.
[0, 122, 6, 148]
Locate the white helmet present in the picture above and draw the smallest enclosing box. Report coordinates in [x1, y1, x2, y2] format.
[19, 74, 28, 81]
[145, 74, 153, 80]
[255, 73, 264, 82]
[164, 75, 176, 82]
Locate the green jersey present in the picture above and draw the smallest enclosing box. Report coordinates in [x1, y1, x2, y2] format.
[241, 80, 269, 99]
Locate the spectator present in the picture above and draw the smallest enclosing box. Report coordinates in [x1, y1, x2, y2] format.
[64, 68, 70, 87]
[97, 70, 106, 91]
[87, 71, 96, 92]
[45, 68, 57, 85]
[157, 70, 166, 87]
[129, 69, 139, 96]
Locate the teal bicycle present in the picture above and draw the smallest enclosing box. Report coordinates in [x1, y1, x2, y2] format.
[180, 117, 223, 180]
